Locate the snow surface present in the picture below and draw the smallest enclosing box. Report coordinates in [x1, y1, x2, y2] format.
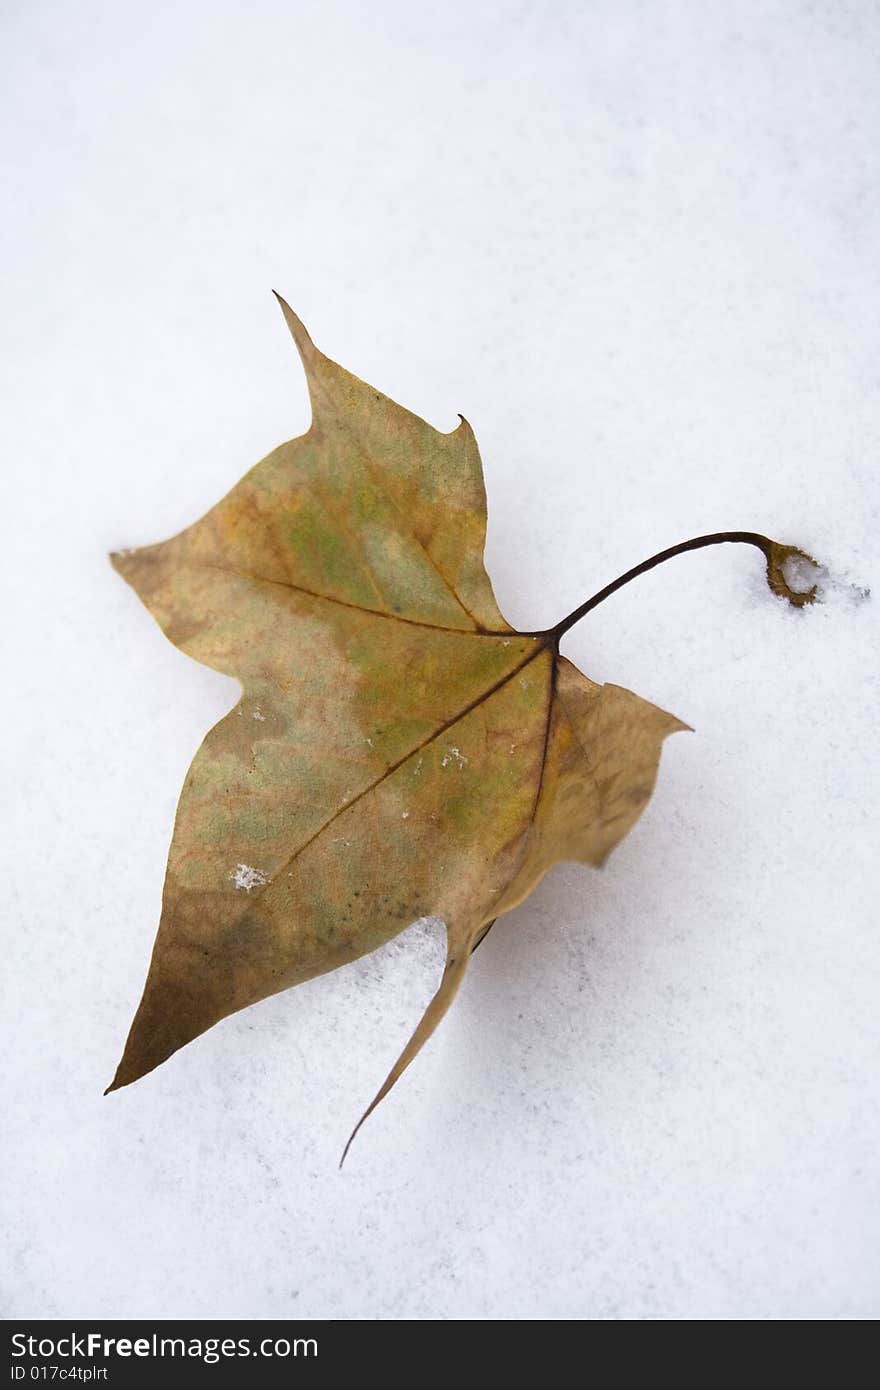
[2, 0, 878, 1322]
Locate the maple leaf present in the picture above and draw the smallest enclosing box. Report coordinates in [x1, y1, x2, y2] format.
[109, 296, 818, 1158]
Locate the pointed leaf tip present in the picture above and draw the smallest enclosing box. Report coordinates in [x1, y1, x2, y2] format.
[272, 292, 315, 359]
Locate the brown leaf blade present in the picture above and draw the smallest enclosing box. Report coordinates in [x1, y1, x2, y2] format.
[109, 299, 685, 1149]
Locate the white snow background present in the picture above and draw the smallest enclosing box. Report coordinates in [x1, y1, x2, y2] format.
[2, 0, 878, 1321]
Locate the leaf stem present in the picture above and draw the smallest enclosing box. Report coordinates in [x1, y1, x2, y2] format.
[550, 531, 820, 640]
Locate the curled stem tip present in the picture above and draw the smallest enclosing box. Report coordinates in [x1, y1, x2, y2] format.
[763, 540, 821, 609]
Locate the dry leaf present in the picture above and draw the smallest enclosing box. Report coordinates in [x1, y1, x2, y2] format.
[109, 297, 813, 1156]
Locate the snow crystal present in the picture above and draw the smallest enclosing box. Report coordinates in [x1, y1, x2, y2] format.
[229, 863, 268, 892]
[782, 552, 821, 596]
[440, 746, 467, 768]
